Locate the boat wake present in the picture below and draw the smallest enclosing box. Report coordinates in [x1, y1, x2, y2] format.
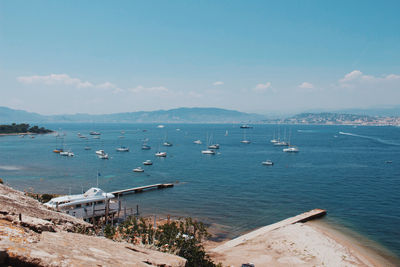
[0, 165, 23, 171]
[338, 132, 400, 146]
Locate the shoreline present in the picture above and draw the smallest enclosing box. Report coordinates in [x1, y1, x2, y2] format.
[206, 210, 399, 267]
[307, 219, 400, 267]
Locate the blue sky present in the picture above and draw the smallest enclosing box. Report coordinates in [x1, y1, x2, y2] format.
[1, 0, 400, 115]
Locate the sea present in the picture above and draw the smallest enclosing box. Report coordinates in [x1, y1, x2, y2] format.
[1, 123, 399, 258]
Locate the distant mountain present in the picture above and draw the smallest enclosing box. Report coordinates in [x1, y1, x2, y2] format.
[0, 106, 265, 123]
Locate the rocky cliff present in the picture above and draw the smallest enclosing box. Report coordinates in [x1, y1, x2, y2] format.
[0, 184, 186, 266]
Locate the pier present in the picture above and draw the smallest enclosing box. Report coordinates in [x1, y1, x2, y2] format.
[111, 183, 174, 196]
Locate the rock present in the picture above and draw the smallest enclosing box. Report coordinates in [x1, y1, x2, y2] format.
[0, 184, 186, 266]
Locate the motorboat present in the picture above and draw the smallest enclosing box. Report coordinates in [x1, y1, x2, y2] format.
[96, 150, 109, 159]
[157, 125, 165, 128]
[240, 140, 251, 144]
[133, 167, 144, 172]
[240, 124, 253, 129]
[208, 144, 220, 149]
[95, 150, 106, 155]
[116, 146, 129, 152]
[193, 140, 202, 144]
[90, 131, 101, 135]
[274, 141, 288, 146]
[201, 149, 215, 155]
[283, 146, 299, 153]
[44, 188, 118, 220]
[155, 152, 167, 157]
[84, 146, 91, 150]
[92, 136, 100, 139]
[143, 160, 153, 165]
[98, 153, 109, 159]
[163, 142, 173, 147]
[60, 151, 74, 157]
[262, 160, 274, 166]
[142, 144, 151, 150]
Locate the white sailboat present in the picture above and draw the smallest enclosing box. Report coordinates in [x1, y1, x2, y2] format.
[283, 129, 299, 153]
[202, 133, 216, 154]
[240, 129, 251, 144]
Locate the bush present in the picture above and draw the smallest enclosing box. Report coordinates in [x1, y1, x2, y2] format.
[106, 216, 217, 266]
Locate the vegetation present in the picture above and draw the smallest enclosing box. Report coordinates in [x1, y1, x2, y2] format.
[105, 216, 218, 267]
[0, 178, 3, 184]
[0, 123, 52, 134]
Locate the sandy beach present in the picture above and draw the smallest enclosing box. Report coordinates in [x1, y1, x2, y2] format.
[207, 210, 398, 267]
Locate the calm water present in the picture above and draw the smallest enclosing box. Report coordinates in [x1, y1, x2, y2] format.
[1, 123, 399, 256]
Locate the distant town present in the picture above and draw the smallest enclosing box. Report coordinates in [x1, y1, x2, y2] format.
[270, 113, 400, 126]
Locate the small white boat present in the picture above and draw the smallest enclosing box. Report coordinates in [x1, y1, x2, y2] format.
[163, 142, 173, 147]
[60, 150, 74, 157]
[98, 153, 109, 159]
[92, 136, 100, 139]
[201, 149, 215, 155]
[143, 160, 153, 165]
[157, 125, 165, 128]
[142, 144, 151, 150]
[270, 139, 278, 143]
[96, 150, 106, 155]
[274, 141, 288, 146]
[133, 167, 144, 172]
[116, 146, 129, 152]
[90, 131, 101, 135]
[262, 160, 274, 166]
[283, 146, 299, 153]
[84, 146, 91, 150]
[193, 140, 202, 144]
[155, 152, 167, 157]
[208, 144, 220, 149]
[240, 140, 251, 144]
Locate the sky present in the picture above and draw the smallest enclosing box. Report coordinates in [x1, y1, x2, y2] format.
[1, 0, 400, 115]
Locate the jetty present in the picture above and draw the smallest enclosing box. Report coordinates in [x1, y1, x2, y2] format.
[111, 183, 174, 196]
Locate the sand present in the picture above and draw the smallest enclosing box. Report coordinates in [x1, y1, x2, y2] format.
[207, 214, 397, 267]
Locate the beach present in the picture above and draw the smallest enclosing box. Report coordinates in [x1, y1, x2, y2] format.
[206, 212, 398, 267]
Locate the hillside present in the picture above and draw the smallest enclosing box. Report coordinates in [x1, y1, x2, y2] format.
[0, 106, 264, 123]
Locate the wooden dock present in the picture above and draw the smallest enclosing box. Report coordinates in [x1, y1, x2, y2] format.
[111, 183, 174, 196]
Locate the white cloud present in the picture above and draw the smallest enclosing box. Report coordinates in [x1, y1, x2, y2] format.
[253, 82, 272, 92]
[213, 81, 224, 86]
[17, 74, 94, 88]
[129, 85, 169, 93]
[298, 82, 314, 89]
[339, 70, 400, 86]
[17, 73, 127, 93]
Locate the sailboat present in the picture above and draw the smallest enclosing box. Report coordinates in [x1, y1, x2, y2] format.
[53, 135, 64, 153]
[283, 129, 299, 152]
[207, 134, 220, 149]
[240, 129, 251, 144]
[163, 132, 173, 147]
[202, 133, 216, 154]
[225, 130, 229, 136]
[270, 128, 278, 143]
[274, 127, 288, 146]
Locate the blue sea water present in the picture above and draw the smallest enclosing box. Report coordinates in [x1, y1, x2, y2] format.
[1, 123, 399, 257]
